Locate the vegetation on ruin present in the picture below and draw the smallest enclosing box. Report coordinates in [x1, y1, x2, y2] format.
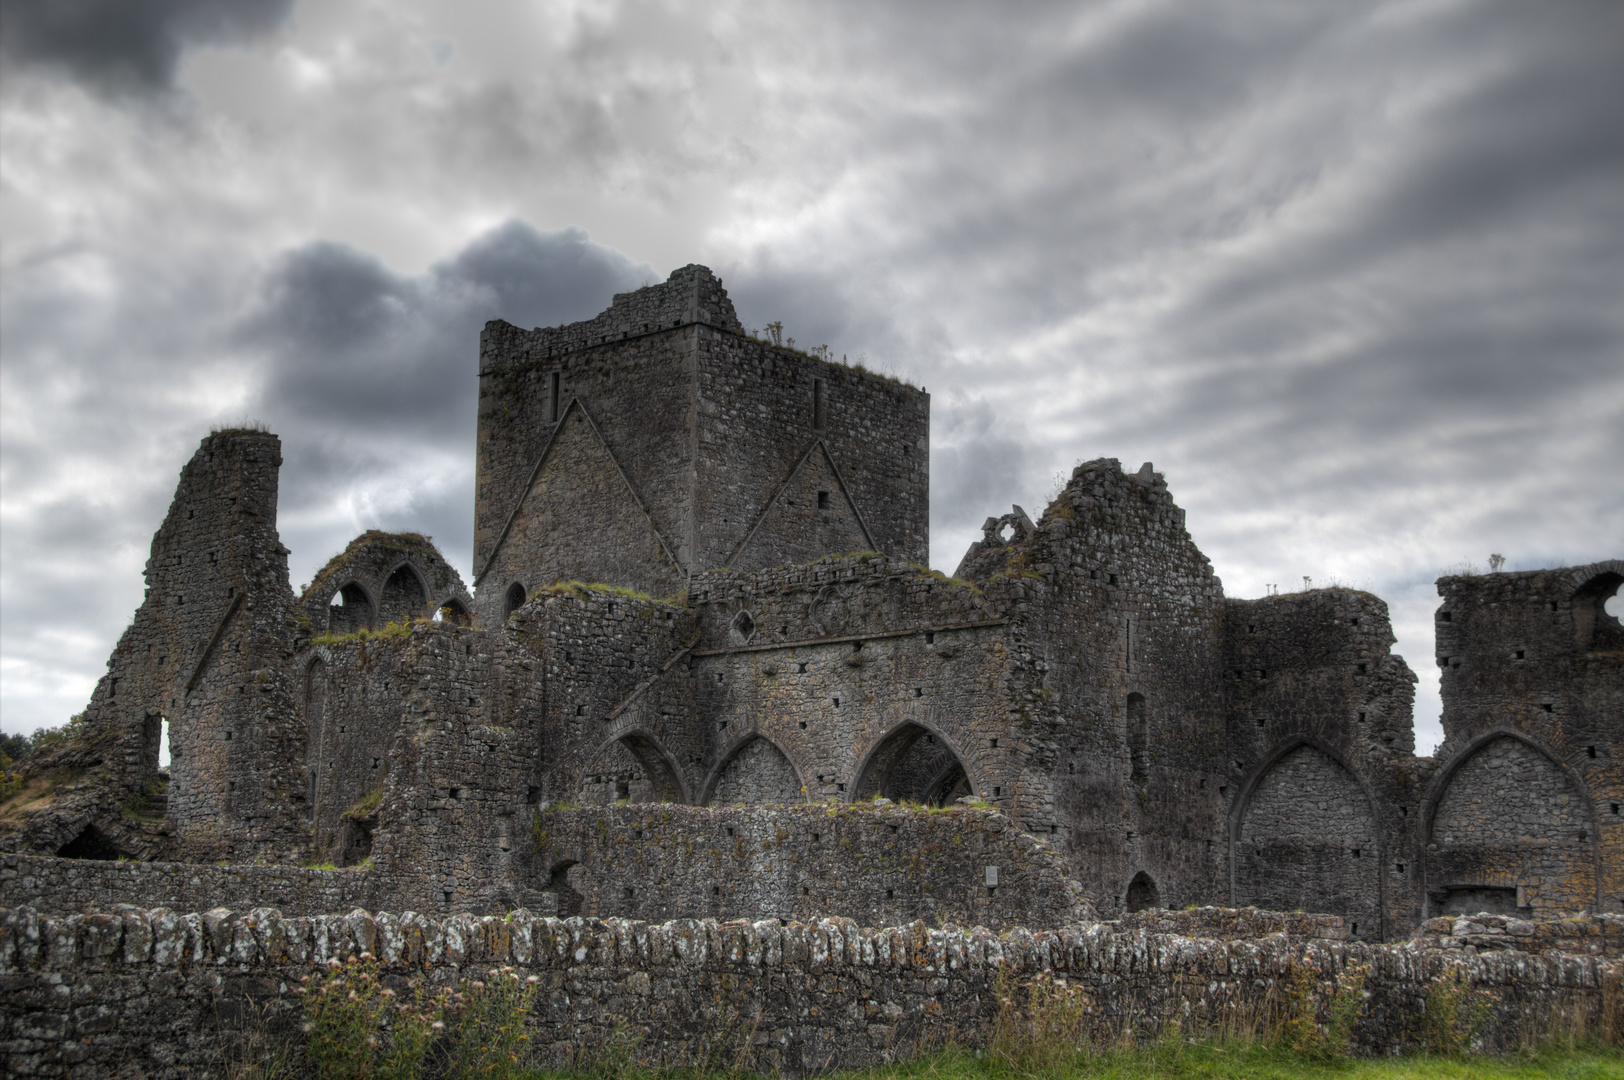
[535, 581, 662, 605]
[311, 620, 423, 647]
[744, 323, 918, 389]
[345, 787, 385, 820]
[209, 419, 271, 435]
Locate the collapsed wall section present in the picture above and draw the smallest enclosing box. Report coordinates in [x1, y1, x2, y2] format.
[0, 431, 307, 865]
[1221, 589, 1425, 938]
[964, 460, 1229, 919]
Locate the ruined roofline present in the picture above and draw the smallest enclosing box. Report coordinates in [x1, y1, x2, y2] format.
[1435, 558, 1624, 593]
[479, 263, 743, 367]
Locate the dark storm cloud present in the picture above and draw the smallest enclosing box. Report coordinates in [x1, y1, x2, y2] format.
[0, 0, 293, 92]
[238, 222, 652, 580]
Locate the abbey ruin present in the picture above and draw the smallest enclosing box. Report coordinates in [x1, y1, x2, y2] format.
[1, 265, 1620, 1073]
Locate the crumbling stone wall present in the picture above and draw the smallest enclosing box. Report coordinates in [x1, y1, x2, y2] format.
[0, 853, 381, 917]
[0, 431, 308, 865]
[954, 461, 1229, 919]
[300, 635, 413, 864]
[1432, 563, 1623, 915]
[525, 803, 1093, 929]
[3, 904, 1616, 1079]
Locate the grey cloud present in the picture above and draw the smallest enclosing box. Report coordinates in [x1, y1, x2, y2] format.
[0, 0, 293, 92]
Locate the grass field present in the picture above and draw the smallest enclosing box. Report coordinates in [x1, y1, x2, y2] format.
[511, 1044, 1623, 1080]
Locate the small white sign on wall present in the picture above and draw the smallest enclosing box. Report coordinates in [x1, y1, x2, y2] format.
[985, 866, 999, 887]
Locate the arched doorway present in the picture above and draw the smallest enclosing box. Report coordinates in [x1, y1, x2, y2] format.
[579, 732, 686, 805]
[504, 582, 527, 620]
[1126, 871, 1160, 912]
[436, 598, 473, 627]
[853, 722, 971, 806]
[704, 736, 803, 805]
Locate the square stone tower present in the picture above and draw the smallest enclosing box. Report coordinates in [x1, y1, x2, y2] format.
[472, 265, 929, 622]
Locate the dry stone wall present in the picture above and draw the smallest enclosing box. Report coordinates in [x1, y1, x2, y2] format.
[3, 904, 1616, 1079]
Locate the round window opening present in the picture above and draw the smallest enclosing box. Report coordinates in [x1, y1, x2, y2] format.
[730, 609, 756, 646]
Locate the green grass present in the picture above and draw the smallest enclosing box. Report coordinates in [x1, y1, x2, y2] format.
[499, 1045, 1620, 1080]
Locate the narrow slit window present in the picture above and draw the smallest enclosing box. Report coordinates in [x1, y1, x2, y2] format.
[549, 371, 561, 423]
[813, 378, 826, 429]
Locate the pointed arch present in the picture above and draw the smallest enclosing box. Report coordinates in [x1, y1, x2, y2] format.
[851, 719, 974, 806]
[328, 580, 375, 634]
[1230, 736, 1383, 938]
[580, 728, 690, 805]
[700, 733, 807, 806]
[378, 562, 431, 625]
[1422, 728, 1600, 916]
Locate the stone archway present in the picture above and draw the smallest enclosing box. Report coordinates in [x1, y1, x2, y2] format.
[705, 736, 803, 805]
[853, 721, 971, 806]
[579, 731, 687, 805]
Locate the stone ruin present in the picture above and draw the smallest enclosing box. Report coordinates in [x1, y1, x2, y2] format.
[0, 265, 1619, 1073]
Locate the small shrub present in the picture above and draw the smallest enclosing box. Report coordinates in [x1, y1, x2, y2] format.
[299, 953, 449, 1080]
[1423, 966, 1497, 1056]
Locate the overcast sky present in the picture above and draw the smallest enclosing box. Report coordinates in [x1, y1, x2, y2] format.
[3, 0, 1621, 752]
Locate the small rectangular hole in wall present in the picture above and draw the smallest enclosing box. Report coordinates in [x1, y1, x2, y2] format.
[1351, 922, 1359, 936]
[1588, 746, 1598, 758]
[371, 758, 380, 769]
[726, 827, 734, 837]
[449, 788, 462, 800]
[223, 730, 232, 741]
[913, 687, 922, 697]
[1351, 617, 1361, 626]
[576, 705, 585, 716]
[1351, 848, 1361, 858]
[527, 787, 541, 804]
[1401, 806, 1408, 817]
[1068, 762, 1075, 774]
[812, 833, 820, 841]
[1396, 863, 1406, 874]
[852, 640, 863, 652]
[1255, 717, 1265, 728]
[837, 783, 845, 792]
[1515, 650, 1526, 660]
[817, 490, 830, 509]
[624, 887, 634, 898]
[886, 888, 894, 899]
[1611, 804, 1620, 815]
[1358, 712, 1367, 722]
[990, 739, 999, 748]
[798, 662, 807, 673]
[1199, 777, 1206, 789]
[1357, 663, 1368, 674]
[1219, 786, 1228, 796]
[1441, 611, 1452, 622]
[1550, 600, 1559, 612]
[992, 786, 1001, 796]
[832, 697, 840, 706]
[1109, 574, 1118, 585]
[444, 891, 453, 903]
[713, 885, 720, 895]
[719, 721, 728, 730]
[889, 824, 898, 833]
[716, 673, 725, 683]
[1543, 703, 1554, 712]
[1247, 624, 1255, 633]
[925, 632, 935, 644]
[228, 781, 235, 791]
[339, 725, 346, 733]
[799, 720, 807, 729]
